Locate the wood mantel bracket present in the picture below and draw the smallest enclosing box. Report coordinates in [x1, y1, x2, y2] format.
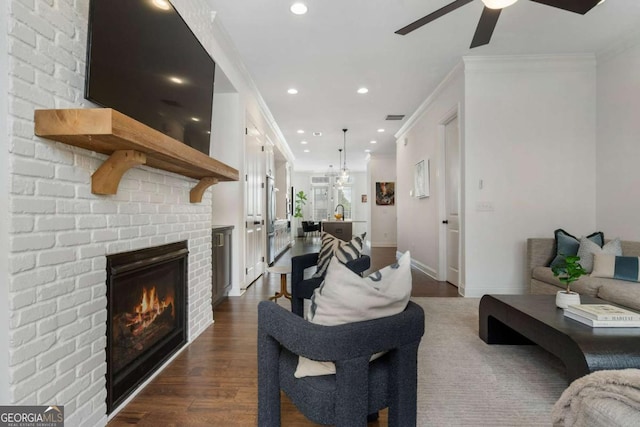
[190, 177, 219, 203]
[33, 108, 240, 203]
[92, 150, 147, 195]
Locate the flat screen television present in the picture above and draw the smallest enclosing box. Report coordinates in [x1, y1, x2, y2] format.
[85, 0, 215, 155]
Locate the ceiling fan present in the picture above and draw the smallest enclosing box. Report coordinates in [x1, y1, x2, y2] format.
[395, 0, 603, 48]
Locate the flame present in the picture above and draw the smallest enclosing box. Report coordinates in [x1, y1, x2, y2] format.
[126, 285, 175, 335]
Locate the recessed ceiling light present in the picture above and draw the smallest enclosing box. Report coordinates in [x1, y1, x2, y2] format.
[370, 140, 377, 144]
[365, 149, 371, 153]
[290, 3, 308, 15]
[153, 0, 171, 10]
[287, 88, 298, 95]
[357, 87, 369, 94]
[377, 128, 385, 133]
[191, 117, 200, 122]
[297, 129, 304, 134]
[300, 141, 308, 145]
[312, 131, 322, 136]
[303, 149, 310, 153]
[169, 76, 183, 84]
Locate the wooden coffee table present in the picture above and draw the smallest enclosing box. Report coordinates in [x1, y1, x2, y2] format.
[479, 294, 640, 382]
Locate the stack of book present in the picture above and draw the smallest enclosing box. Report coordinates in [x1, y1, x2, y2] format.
[564, 304, 640, 327]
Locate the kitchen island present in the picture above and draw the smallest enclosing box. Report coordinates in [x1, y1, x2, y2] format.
[320, 220, 352, 241]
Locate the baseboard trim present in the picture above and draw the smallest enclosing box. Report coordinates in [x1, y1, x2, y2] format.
[371, 242, 397, 248]
[396, 250, 439, 280]
[462, 285, 528, 298]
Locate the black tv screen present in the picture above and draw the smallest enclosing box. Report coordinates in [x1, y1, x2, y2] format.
[85, 0, 215, 155]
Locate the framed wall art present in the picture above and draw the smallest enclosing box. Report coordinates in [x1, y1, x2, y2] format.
[414, 159, 429, 198]
[375, 182, 395, 206]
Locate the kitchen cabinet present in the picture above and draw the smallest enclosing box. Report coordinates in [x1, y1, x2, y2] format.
[212, 225, 233, 309]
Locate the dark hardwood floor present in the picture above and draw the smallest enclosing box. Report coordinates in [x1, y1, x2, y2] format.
[108, 239, 458, 426]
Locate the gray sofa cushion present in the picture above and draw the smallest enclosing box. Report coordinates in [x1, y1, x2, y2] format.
[597, 281, 640, 312]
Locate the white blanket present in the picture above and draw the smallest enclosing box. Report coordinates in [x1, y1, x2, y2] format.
[552, 369, 640, 427]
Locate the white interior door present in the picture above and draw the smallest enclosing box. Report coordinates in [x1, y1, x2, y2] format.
[244, 127, 264, 285]
[444, 116, 460, 287]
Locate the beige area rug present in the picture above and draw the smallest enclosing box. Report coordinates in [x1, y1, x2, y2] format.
[414, 297, 568, 426]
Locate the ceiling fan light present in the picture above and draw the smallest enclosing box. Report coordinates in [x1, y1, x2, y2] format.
[481, 0, 518, 9]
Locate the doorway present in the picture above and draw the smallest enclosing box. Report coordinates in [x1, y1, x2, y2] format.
[439, 108, 461, 288]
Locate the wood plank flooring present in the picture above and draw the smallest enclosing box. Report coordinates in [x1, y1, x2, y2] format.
[108, 239, 458, 426]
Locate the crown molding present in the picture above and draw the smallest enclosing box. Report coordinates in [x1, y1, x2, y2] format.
[596, 28, 640, 64]
[208, 16, 295, 164]
[462, 54, 596, 73]
[395, 61, 464, 141]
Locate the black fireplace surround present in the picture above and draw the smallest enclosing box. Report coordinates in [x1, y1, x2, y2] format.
[106, 241, 188, 413]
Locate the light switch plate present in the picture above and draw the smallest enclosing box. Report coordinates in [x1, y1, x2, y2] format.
[476, 201, 494, 212]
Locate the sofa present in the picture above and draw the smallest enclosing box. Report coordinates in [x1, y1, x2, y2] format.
[527, 238, 640, 312]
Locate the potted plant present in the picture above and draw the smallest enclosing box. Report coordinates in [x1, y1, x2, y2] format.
[552, 254, 587, 309]
[293, 190, 307, 237]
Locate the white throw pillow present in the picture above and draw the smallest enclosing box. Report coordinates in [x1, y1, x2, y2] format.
[294, 251, 412, 378]
[577, 237, 622, 273]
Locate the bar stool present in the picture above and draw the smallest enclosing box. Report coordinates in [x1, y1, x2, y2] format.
[266, 265, 291, 302]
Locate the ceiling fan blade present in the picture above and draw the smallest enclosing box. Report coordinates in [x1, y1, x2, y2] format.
[528, 0, 601, 15]
[395, 0, 474, 35]
[470, 7, 501, 48]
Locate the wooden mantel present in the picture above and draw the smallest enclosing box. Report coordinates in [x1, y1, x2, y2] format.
[34, 108, 239, 203]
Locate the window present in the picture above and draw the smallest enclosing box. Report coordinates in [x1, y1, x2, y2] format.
[336, 186, 352, 219]
[309, 174, 354, 221]
[311, 186, 328, 221]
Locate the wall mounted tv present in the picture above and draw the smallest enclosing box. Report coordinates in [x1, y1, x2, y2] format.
[85, 0, 215, 156]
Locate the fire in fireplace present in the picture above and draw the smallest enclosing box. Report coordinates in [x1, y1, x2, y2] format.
[106, 241, 188, 413]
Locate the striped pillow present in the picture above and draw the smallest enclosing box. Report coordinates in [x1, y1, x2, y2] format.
[591, 254, 640, 282]
[312, 232, 365, 278]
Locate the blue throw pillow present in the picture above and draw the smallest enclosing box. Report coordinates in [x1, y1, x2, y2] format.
[549, 229, 604, 268]
[592, 254, 640, 282]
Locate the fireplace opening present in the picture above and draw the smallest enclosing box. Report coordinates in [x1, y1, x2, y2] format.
[106, 241, 188, 413]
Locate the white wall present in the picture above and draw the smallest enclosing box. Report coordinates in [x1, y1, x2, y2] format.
[368, 155, 397, 247]
[349, 172, 367, 237]
[395, 64, 464, 277]
[596, 36, 640, 240]
[0, 0, 10, 403]
[463, 55, 597, 296]
[210, 93, 245, 295]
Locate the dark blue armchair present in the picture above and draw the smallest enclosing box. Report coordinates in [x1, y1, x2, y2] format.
[290, 252, 371, 317]
[257, 300, 425, 426]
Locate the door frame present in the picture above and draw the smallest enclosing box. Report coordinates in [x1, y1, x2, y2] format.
[437, 104, 463, 290]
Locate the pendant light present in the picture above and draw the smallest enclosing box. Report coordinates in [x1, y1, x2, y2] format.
[481, 0, 517, 9]
[341, 129, 350, 182]
[336, 149, 344, 188]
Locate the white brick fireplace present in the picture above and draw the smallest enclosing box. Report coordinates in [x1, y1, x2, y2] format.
[4, 1, 217, 425]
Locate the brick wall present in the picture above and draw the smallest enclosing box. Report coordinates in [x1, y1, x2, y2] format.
[7, 1, 214, 425]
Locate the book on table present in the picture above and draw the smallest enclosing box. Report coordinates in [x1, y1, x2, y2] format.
[564, 310, 640, 328]
[565, 304, 640, 321]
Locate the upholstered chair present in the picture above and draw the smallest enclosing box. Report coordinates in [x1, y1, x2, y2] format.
[257, 300, 425, 426]
[301, 221, 320, 237]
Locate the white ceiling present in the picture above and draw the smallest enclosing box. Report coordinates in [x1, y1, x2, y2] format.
[206, 0, 640, 172]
